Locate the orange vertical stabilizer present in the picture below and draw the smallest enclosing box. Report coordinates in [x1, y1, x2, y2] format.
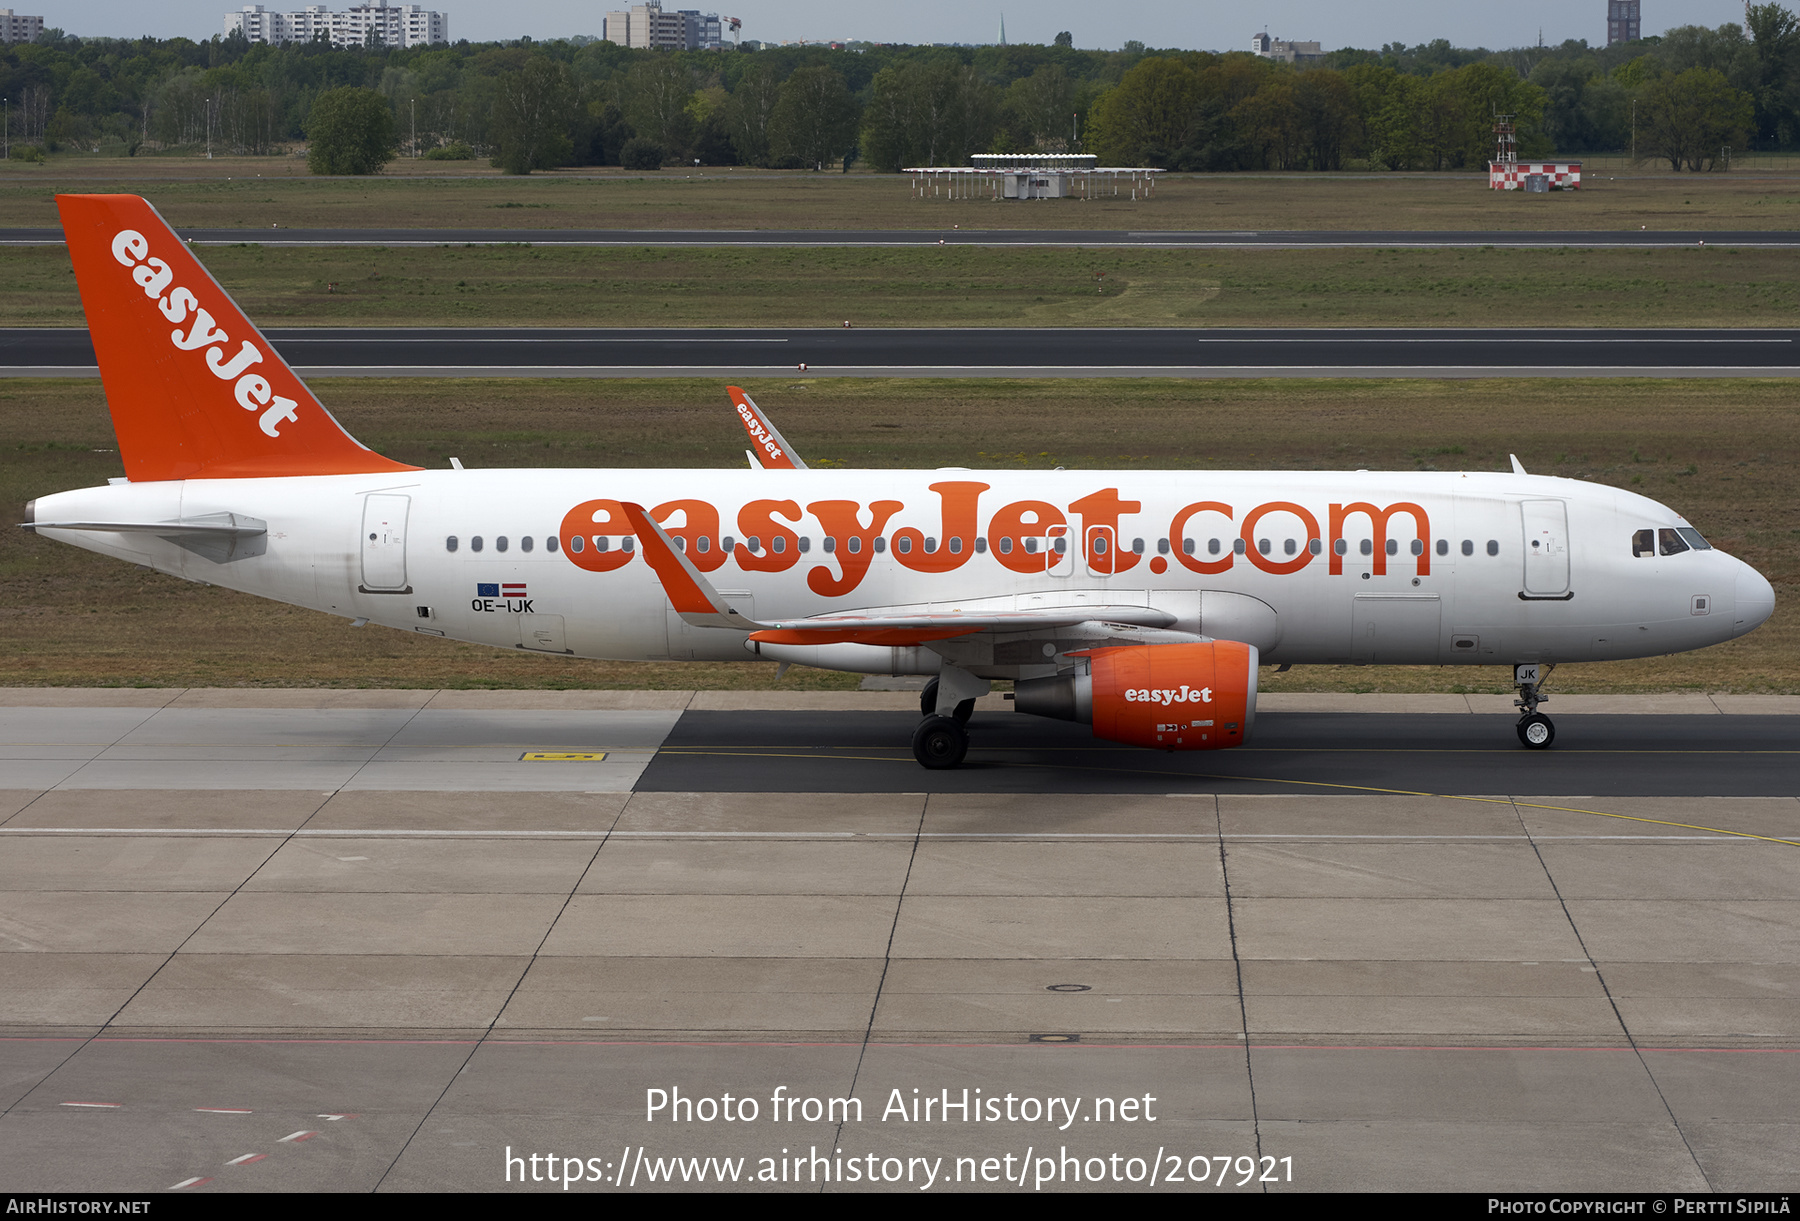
[57, 194, 419, 481]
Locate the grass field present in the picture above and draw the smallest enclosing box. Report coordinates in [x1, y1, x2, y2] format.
[2, 376, 1793, 693]
[8, 242, 1797, 329]
[6, 158, 1800, 232]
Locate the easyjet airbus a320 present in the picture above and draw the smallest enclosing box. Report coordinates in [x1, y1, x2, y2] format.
[25, 196, 1777, 767]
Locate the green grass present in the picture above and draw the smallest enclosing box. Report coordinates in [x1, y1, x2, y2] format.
[2, 375, 1795, 692]
[6, 157, 1800, 232]
[8, 242, 1798, 328]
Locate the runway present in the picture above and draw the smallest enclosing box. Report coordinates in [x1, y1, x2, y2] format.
[7, 326, 1799, 380]
[1, 689, 1797, 1192]
[3, 226, 1798, 249]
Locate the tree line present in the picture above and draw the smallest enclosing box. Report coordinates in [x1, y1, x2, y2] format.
[4, 10, 1797, 173]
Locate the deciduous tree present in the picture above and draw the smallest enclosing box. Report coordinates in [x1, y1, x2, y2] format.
[304, 86, 395, 175]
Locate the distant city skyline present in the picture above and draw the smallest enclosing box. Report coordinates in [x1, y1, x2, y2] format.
[33, 1, 1759, 52]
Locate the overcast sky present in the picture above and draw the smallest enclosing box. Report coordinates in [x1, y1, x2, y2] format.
[45, 1, 1756, 53]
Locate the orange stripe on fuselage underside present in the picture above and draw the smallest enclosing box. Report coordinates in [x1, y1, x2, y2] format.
[748, 628, 982, 646]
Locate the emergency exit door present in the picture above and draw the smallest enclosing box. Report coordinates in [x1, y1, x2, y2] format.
[360, 493, 412, 593]
[1520, 500, 1570, 596]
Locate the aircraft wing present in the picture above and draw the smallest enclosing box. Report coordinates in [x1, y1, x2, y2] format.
[729, 386, 807, 470]
[623, 501, 1176, 644]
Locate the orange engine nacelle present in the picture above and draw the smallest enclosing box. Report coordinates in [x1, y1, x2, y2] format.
[1013, 641, 1260, 750]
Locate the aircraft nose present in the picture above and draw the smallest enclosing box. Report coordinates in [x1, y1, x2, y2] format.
[1734, 562, 1776, 638]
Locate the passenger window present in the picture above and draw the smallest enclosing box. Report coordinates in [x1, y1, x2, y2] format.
[446, 536, 458, 553]
[1206, 538, 1218, 555]
[772, 536, 786, 554]
[948, 537, 963, 554]
[1436, 539, 1448, 556]
[595, 537, 609, 552]
[1632, 529, 1655, 558]
[496, 536, 508, 553]
[1461, 539, 1474, 556]
[546, 536, 558, 553]
[696, 535, 710, 553]
[1360, 539, 1373, 556]
[621, 537, 635, 553]
[1157, 538, 1170, 555]
[1334, 538, 1348, 556]
[1410, 539, 1424, 556]
[1282, 539, 1296, 555]
[521, 536, 533, 553]
[798, 537, 811, 553]
[1309, 538, 1323, 555]
[723, 536, 736, 552]
[471, 536, 484, 553]
[1659, 528, 1690, 556]
[874, 537, 887, 553]
[1258, 538, 1272, 555]
[974, 538, 988, 554]
[823, 536, 836, 553]
[747, 536, 762, 552]
[924, 537, 937, 553]
[1053, 537, 1067, 554]
[569, 535, 584, 553]
[999, 537, 1013, 555]
[847, 536, 861, 554]
[1131, 538, 1144, 554]
[1387, 539, 1399, 556]
[1487, 539, 1499, 556]
[896, 536, 912, 554]
[1233, 538, 1246, 555]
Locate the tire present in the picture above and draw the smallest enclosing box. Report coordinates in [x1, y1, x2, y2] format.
[919, 678, 939, 719]
[911, 715, 969, 769]
[1517, 713, 1555, 749]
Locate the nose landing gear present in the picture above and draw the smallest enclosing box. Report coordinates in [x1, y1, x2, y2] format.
[1513, 662, 1556, 750]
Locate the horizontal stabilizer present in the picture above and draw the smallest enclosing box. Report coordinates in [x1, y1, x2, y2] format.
[26, 511, 268, 562]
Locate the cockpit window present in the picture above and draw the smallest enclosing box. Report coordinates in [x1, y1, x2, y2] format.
[1632, 529, 1655, 558]
[1676, 527, 1712, 551]
[1658, 528, 1690, 556]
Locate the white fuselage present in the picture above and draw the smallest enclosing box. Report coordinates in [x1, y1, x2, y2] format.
[30, 468, 1775, 676]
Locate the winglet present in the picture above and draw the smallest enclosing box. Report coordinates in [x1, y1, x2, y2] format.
[619, 502, 764, 630]
[57, 194, 417, 482]
[1510, 454, 1528, 475]
[728, 386, 807, 470]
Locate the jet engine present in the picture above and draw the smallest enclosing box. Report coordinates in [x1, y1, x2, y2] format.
[1013, 640, 1259, 750]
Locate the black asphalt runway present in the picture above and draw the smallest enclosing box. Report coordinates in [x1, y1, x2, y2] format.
[3, 226, 1797, 248]
[636, 711, 1800, 796]
[5, 326, 1797, 375]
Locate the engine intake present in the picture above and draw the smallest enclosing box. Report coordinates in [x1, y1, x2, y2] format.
[1014, 640, 1260, 750]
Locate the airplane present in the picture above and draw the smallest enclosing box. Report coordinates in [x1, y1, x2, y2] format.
[23, 194, 1777, 769]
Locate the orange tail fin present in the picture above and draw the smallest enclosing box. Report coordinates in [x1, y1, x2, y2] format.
[57, 194, 417, 481]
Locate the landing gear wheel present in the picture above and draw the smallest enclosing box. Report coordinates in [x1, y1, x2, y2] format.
[1517, 713, 1555, 750]
[912, 715, 969, 769]
[918, 679, 973, 723]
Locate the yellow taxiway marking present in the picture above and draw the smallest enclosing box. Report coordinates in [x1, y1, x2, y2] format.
[520, 751, 608, 762]
[654, 748, 1800, 849]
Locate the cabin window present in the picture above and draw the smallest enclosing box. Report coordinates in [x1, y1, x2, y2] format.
[797, 537, 811, 553]
[948, 537, 963, 554]
[1658, 528, 1690, 556]
[1487, 539, 1499, 556]
[621, 537, 634, 553]
[999, 537, 1013, 555]
[1233, 538, 1247, 555]
[1281, 538, 1295, 555]
[445, 536, 458, 553]
[1334, 538, 1348, 556]
[1462, 539, 1474, 556]
[1131, 537, 1144, 554]
[974, 537, 987, 554]
[1359, 539, 1373, 556]
[896, 536, 913, 554]
[520, 535, 534, 553]
[771, 536, 786, 554]
[1436, 539, 1449, 556]
[1157, 538, 1170, 555]
[569, 535, 583, 553]
[695, 536, 710, 553]
[747, 536, 762, 552]
[546, 536, 558, 553]
[722, 536, 736, 552]
[1053, 537, 1067, 554]
[1386, 539, 1398, 556]
[595, 536, 609, 552]
[1410, 539, 1424, 556]
[847, 537, 860, 555]
[1309, 538, 1323, 555]
[496, 536, 508, 553]
[1024, 537, 1038, 554]
[823, 536, 836, 553]
[471, 536, 484, 553]
[924, 537, 937, 553]
[1206, 538, 1219, 555]
[874, 537, 887, 553]
[1092, 535, 1109, 556]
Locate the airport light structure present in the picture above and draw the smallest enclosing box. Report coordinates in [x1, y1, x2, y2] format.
[908, 154, 1163, 202]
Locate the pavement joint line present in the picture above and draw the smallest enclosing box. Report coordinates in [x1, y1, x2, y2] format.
[1513, 797, 1715, 1192]
[829, 793, 929, 1182]
[1214, 797, 1264, 1173]
[370, 763, 633, 1192]
[0, 827, 1770, 840]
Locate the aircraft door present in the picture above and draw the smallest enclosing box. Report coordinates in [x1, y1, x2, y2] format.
[1351, 594, 1442, 664]
[359, 493, 411, 593]
[1520, 500, 1570, 595]
[1085, 525, 1118, 576]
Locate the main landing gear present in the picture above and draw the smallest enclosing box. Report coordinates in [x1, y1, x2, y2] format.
[1513, 662, 1556, 750]
[912, 673, 983, 769]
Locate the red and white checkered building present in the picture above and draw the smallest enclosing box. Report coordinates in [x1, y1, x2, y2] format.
[1489, 161, 1582, 190]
